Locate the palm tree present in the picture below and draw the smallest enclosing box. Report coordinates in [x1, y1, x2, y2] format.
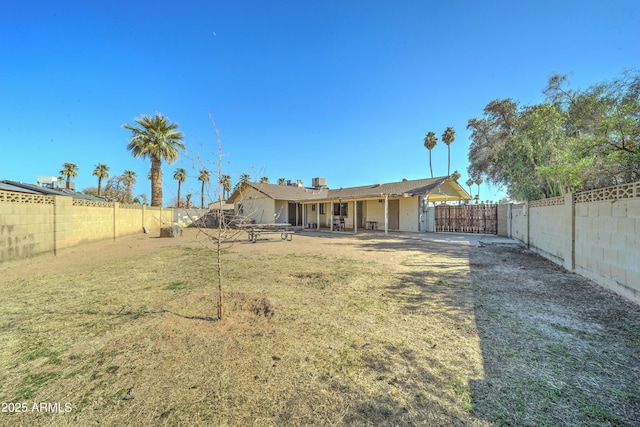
[122, 170, 137, 203]
[442, 127, 456, 176]
[123, 113, 185, 207]
[173, 168, 187, 207]
[475, 177, 483, 204]
[259, 176, 269, 183]
[59, 162, 79, 189]
[92, 163, 110, 196]
[466, 179, 474, 197]
[220, 174, 231, 200]
[198, 170, 210, 209]
[423, 132, 438, 178]
[278, 177, 286, 185]
[451, 170, 461, 181]
[185, 193, 192, 209]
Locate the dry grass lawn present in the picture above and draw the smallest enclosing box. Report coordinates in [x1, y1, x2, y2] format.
[0, 229, 639, 426]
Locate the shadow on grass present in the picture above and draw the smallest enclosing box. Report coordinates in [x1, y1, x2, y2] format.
[322, 233, 640, 425]
[466, 245, 640, 426]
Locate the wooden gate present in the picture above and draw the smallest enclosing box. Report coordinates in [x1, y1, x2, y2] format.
[435, 204, 497, 234]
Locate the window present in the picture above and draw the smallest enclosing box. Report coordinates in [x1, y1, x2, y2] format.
[319, 204, 325, 214]
[237, 203, 244, 215]
[333, 202, 348, 216]
[311, 204, 316, 212]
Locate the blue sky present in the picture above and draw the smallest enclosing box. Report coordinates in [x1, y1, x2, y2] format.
[2, 0, 638, 205]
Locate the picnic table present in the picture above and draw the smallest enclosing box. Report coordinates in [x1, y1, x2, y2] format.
[238, 223, 297, 243]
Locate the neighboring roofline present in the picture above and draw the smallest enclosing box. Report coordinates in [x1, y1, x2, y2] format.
[0, 180, 108, 201]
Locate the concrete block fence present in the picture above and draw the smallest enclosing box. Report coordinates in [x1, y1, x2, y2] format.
[498, 182, 640, 304]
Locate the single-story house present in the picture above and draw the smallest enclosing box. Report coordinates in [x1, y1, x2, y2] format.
[227, 176, 471, 234]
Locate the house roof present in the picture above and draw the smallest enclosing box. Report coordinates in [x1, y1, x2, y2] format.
[228, 182, 329, 203]
[0, 180, 107, 201]
[229, 176, 471, 203]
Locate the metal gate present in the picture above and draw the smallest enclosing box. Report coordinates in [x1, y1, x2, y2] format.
[435, 204, 498, 234]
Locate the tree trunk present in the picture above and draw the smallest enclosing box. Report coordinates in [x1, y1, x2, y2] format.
[201, 182, 205, 209]
[177, 182, 182, 208]
[150, 157, 162, 207]
[429, 150, 433, 178]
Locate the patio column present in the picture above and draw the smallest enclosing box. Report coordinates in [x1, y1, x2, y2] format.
[353, 200, 358, 235]
[330, 202, 334, 231]
[384, 195, 389, 236]
[316, 203, 320, 230]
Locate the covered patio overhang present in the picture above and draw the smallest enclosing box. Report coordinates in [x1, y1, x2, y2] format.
[298, 180, 471, 235]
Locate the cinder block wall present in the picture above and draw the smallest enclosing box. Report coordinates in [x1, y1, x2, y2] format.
[505, 183, 640, 305]
[0, 191, 175, 262]
[510, 204, 528, 244]
[529, 195, 573, 270]
[574, 198, 640, 302]
[0, 193, 55, 261]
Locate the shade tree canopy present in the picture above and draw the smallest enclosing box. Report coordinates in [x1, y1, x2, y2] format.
[467, 71, 640, 201]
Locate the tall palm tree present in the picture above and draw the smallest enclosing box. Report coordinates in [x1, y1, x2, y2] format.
[198, 169, 210, 209]
[173, 168, 187, 207]
[475, 177, 483, 203]
[259, 176, 269, 183]
[278, 177, 286, 185]
[442, 127, 456, 176]
[123, 113, 185, 207]
[220, 174, 231, 200]
[423, 132, 438, 178]
[59, 162, 79, 189]
[92, 163, 110, 196]
[122, 170, 137, 203]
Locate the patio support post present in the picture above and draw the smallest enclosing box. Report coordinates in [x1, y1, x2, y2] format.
[353, 200, 358, 235]
[330, 202, 334, 231]
[316, 203, 320, 230]
[384, 195, 389, 236]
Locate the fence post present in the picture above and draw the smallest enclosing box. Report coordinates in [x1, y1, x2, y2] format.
[566, 192, 575, 272]
[113, 202, 119, 241]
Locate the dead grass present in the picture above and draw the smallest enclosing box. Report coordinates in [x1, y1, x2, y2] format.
[0, 231, 639, 426]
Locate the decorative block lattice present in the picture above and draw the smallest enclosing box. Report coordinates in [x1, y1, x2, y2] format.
[0, 190, 54, 204]
[120, 204, 143, 209]
[575, 182, 639, 204]
[72, 199, 113, 208]
[529, 196, 565, 208]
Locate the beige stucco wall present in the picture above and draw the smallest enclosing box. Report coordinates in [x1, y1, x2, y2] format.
[399, 197, 420, 232]
[235, 187, 276, 224]
[362, 198, 386, 228]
